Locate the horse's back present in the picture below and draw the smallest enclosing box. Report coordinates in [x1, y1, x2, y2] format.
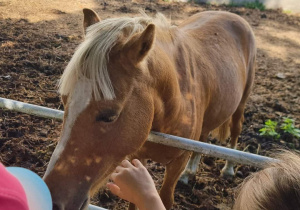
[179, 11, 254, 38]
[179, 11, 255, 58]
[177, 11, 256, 133]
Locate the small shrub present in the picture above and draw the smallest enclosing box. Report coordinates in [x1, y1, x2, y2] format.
[228, 2, 239, 7]
[259, 119, 280, 139]
[283, 10, 292, 14]
[281, 118, 300, 139]
[228, 0, 265, 11]
[244, 0, 265, 11]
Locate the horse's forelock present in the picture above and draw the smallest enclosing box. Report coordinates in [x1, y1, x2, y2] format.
[58, 13, 171, 101]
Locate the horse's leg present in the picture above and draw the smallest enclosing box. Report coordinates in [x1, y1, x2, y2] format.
[179, 152, 201, 184]
[221, 53, 255, 177]
[159, 151, 192, 209]
[179, 134, 208, 184]
[221, 104, 245, 177]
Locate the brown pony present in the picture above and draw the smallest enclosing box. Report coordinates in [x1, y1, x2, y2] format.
[44, 9, 256, 210]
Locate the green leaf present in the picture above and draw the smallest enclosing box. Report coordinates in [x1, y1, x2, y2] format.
[259, 131, 266, 135]
[265, 119, 277, 127]
[283, 117, 294, 124]
[280, 117, 300, 138]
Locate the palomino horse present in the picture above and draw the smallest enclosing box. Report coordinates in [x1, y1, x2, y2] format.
[44, 8, 256, 210]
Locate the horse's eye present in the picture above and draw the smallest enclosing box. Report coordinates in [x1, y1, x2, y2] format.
[96, 110, 119, 123]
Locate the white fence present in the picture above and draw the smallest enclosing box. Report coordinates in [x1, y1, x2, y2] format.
[0, 97, 277, 167]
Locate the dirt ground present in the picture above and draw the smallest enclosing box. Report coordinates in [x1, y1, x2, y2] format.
[0, 0, 300, 209]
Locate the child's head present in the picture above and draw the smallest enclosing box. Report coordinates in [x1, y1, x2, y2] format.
[234, 151, 300, 210]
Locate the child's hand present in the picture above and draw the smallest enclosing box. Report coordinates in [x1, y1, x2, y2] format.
[107, 159, 165, 210]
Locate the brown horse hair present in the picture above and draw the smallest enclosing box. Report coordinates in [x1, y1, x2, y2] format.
[44, 10, 257, 209]
[211, 118, 231, 143]
[234, 150, 300, 210]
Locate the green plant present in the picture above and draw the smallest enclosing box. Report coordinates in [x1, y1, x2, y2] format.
[228, 0, 265, 11]
[244, 0, 265, 11]
[283, 10, 292, 14]
[228, 2, 239, 7]
[259, 119, 280, 139]
[281, 118, 300, 138]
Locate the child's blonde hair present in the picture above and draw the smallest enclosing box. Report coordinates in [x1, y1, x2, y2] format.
[234, 151, 300, 210]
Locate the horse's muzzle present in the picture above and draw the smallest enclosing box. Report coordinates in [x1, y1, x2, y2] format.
[52, 197, 89, 210]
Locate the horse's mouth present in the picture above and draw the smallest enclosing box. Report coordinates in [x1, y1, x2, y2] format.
[80, 197, 89, 210]
[52, 196, 89, 210]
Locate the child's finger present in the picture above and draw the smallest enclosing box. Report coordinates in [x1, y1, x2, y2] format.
[110, 172, 118, 181]
[115, 166, 123, 173]
[106, 182, 122, 197]
[121, 159, 132, 168]
[132, 159, 143, 168]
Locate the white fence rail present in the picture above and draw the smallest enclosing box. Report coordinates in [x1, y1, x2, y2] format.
[0, 97, 278, 209]
[0, 97, 277, 167]
[0, 97, 64, 120]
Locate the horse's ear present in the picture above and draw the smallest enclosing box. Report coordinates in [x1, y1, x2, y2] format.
[126, 24, 156, 64]
[61, 95, 68, 106]
[83, 8, 100, 34]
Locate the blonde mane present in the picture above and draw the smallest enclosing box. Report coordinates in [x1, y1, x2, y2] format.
[59, 13, 171, 101]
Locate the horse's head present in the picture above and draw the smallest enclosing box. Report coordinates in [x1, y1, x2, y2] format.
[44, 9, 158, 210]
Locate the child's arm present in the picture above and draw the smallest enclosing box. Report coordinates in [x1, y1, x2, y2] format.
[107, 159, 166, 210]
